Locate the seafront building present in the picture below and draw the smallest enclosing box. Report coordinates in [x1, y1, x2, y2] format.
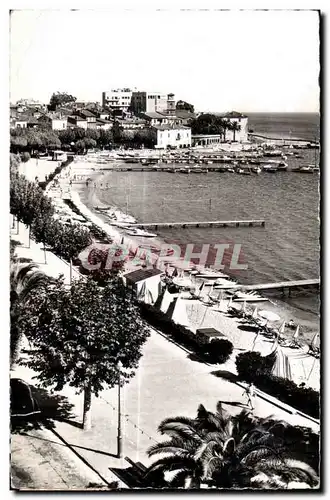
[151, 124, 192, 149]
[130, 91, 169, 114]
[102, 88, 133, 113]
[223, 111, 249, 142]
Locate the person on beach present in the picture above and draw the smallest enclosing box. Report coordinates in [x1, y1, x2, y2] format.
[243, 383, 255, 411]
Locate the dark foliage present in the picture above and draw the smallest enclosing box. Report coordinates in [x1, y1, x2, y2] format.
[201, 338, 233, 364]
[236, 351, 319, 418]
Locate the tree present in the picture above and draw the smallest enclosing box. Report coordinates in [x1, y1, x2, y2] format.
[49, 92, 77, 111]
[10, 174, 54, 246]
[10, 263, 50, 367]
[144, 403, 319, 489]
[230, 121, 241, 142]
[21, 151, 31, 163]
[18, 277, 150, 429]
[10, 135, 28, 154]
[10, 154, 20, 179]
[112, 120, 123, 144]
[176, 100, 195, 113]
[201, 338, 233, 364]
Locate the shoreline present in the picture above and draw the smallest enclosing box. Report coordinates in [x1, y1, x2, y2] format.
[44, 155, 320, 391]
[69, 157, 319, 335]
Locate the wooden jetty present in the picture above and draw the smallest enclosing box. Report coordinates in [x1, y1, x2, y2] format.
[223, 279, 320, 295]
[127, 219, 265, 230]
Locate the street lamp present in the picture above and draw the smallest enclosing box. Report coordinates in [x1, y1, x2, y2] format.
[117, 360, 123, 458]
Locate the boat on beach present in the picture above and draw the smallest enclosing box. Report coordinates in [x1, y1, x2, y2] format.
[126, 228, 157, 238]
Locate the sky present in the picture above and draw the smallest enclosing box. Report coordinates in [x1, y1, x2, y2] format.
[9, 9, 320, 112]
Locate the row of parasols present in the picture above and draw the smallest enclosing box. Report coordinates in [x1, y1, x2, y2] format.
[226, 297, 319, 355]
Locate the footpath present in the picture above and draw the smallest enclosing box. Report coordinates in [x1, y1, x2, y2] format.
[10, 222, 320, 491]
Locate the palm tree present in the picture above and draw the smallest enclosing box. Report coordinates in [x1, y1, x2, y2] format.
[231, 121, 241, 142]
[144, 403, 319, 489]
[10, 263, 50, 367]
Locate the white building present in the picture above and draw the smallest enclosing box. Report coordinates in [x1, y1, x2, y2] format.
[51, 117, 67, 130]
[223, 111, 249, 142]
[102, 89, 132, 112]
[151, 124, 191, 149]
[131, 91, 170, 114]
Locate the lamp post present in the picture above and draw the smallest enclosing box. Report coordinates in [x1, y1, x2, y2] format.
[117, 360, 123, 458]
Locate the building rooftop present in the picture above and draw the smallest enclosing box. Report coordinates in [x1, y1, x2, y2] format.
[152, 124, 190, 131]
[124, 268, 163, 284]
[68, 115, 87, 121]
[80, 109, 98, 118]
[224, 111, 248, 119]
[143, 111, 167, 119]
[196, 328, 225, 338]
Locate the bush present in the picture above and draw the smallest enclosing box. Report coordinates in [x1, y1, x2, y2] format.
[202, 338, 233, 364]
[139, 303, 234, 364]
[235, 351, 319, 418]
[21, 152, 31, 163]
[139, 303, 199, 351]
[236, 351, 273, 382]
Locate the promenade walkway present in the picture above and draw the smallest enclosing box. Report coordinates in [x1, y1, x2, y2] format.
[10, 223, 319, 489]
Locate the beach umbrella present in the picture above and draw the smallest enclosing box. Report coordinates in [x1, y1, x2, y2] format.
[271, 345, 292, 380]
[172, 277, 194, 288]
[311, 332, 319, 349]
[279, 321, 286, 334]
[258, 310, 281, 323]
[293, 325, 300, 340]
[208, 282, 214, 297]
[198, 282, 205, 297]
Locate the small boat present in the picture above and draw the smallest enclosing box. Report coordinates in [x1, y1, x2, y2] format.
[126, 228, 157, 238]
[263, 165, 277, 173]
[236, 168, 251, 175]
[227, 168, 235, 173]
[252, 167, 262, 174]
[95, 206, 112, 211]
[298, 166, 314, 173]
[233, 296, 269, 302]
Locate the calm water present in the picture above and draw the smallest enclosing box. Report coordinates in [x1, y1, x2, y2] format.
[79, 113, 320, 328]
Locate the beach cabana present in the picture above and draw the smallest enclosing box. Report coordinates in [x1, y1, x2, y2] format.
[270, 345, 292, 380]
[170, 297, 190, 327]
[123, 268, 163, 303]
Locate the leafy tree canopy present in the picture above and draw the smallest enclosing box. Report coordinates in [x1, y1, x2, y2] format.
[176, 100, 195, 113]
[19, 277, 150, 395]
[49, 92, 77, 111]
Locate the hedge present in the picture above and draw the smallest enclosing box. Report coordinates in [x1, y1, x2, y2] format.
[236, 351, 319, 418]
[140, 303, 233, 364]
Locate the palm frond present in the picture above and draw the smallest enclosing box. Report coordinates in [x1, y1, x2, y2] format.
[147, 442, 191, 458]
[145, 455, 197, 476]
[169, 470, 191, 488]
[159, 421, 202, 443]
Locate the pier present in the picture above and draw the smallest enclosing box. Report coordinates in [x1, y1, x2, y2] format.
[223, 279, 320, 295]
[127, 219, 266, 230]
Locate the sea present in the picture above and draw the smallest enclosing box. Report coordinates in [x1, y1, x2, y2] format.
[78, 113, 320, 339]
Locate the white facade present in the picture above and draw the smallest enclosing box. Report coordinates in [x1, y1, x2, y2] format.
[153, 126, 192, 149]
[223, 113, 249, 142]
[131, 92, 169, 114]
[102, 89, 132, 111]
[51, 118, 67, 130]
[146, 93, 168, 113]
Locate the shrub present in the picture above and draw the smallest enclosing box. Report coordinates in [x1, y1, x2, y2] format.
[139, 303, 199, 351]
[202, 338, 233, 364]
[21, 152, 31, 163]
[236, 351, 273, 382]
[235, 351, 319, 418]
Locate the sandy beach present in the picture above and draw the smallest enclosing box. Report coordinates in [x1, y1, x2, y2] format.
[45, 154, 319, 393]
